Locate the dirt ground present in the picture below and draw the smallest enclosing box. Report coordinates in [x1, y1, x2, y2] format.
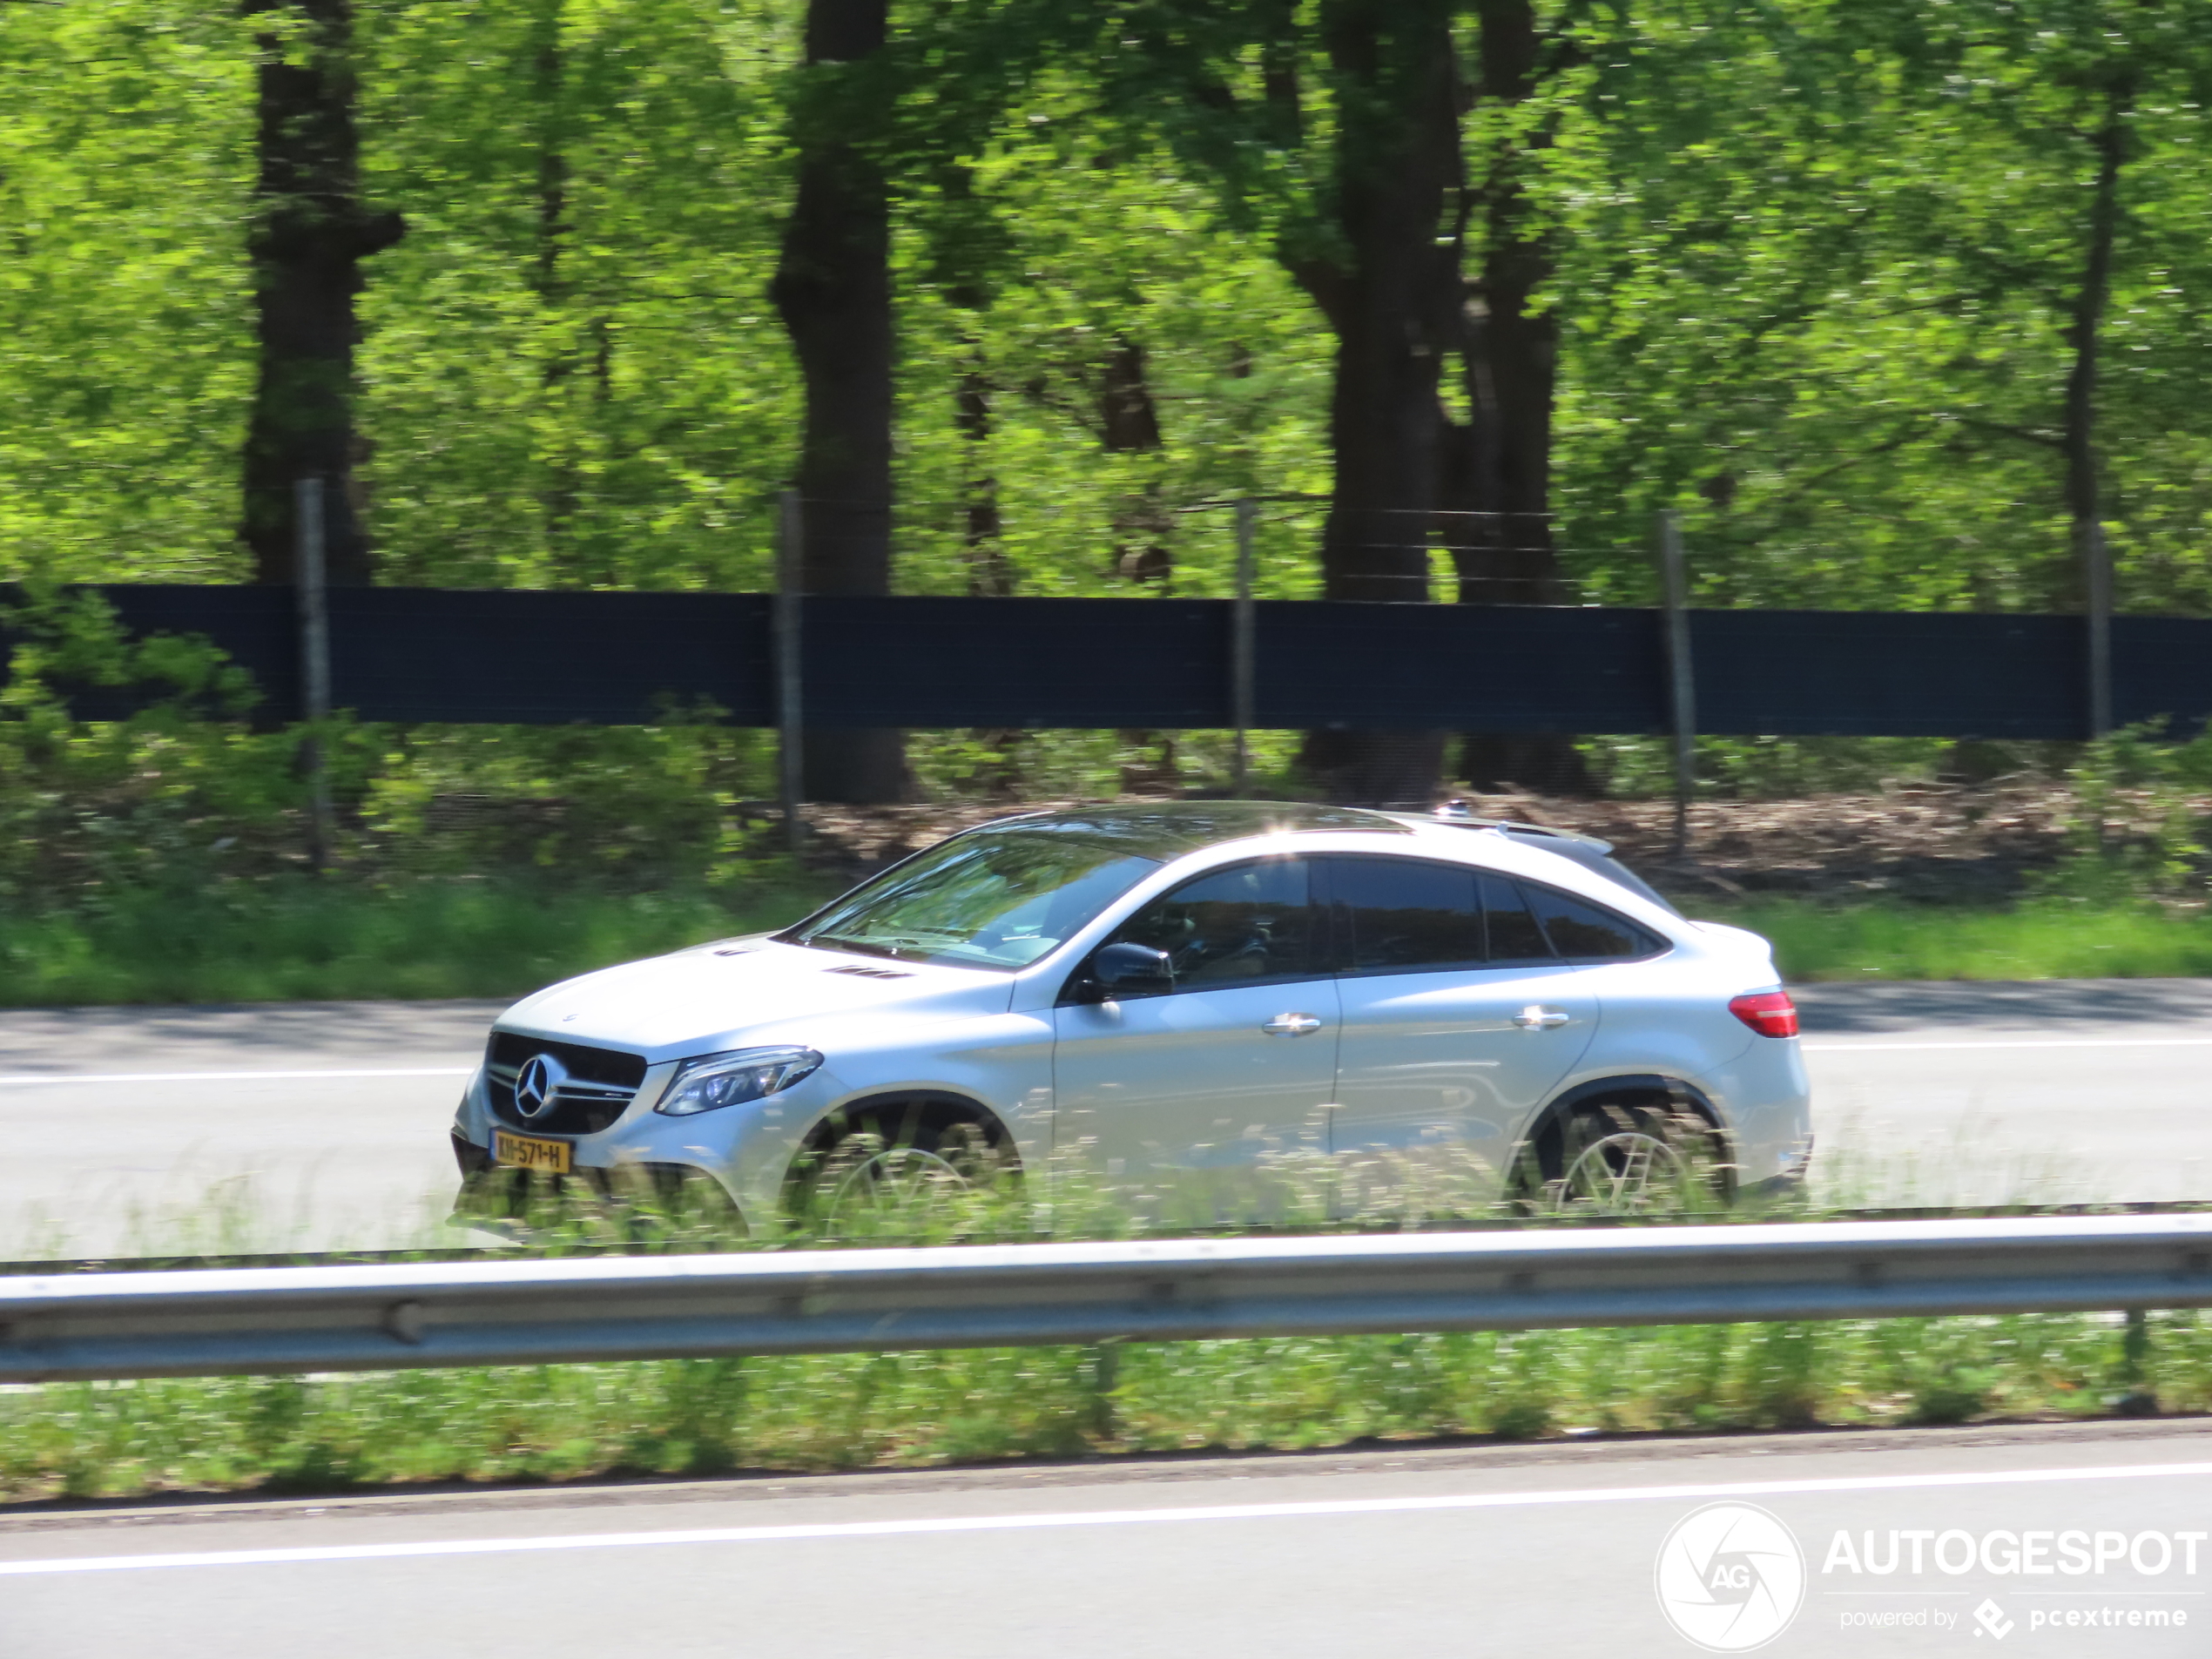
[797, 782, 2114, 906]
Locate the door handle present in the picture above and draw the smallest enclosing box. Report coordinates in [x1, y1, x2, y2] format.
[1513, 1005, 1572, 1030]
[1262, 1013, 1324, 1036]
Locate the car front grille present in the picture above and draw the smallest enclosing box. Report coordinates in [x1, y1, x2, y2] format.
[486, 1032, 651, 1136]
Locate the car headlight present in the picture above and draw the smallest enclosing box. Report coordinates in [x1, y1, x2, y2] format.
[654, 1047, 823, 1116]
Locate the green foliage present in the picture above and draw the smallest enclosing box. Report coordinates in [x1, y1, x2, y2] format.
[0, 586, 839, 1005]
[16, 0, 2212, 605]
[2040, 723, 2212, 900]
[0, 583, 814, 928]
[355, 718, 780, 882]
[1584, 735, 1957, 800]
[1548, 0, 2212, 609]
[3, 1309, 2205, 1501]
[0, 585, 286, 902]
[356, 0, 802, 590]
[0, 1, 253, 583]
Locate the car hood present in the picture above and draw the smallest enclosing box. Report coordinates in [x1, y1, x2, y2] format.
[495, 938, 1017, 1059]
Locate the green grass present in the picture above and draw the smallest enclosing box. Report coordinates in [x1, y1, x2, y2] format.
[0, 873, 837, 1006]
[1714, 897, 2212, 982]
[0, 1312, 2194, 1502]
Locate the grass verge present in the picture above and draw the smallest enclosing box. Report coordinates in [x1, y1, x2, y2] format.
[1714, 897, 2212, 983]
[0, 874, 837, 1006]
[1, 1312, 2196, 1502]
[3, 881, 2211, 1006]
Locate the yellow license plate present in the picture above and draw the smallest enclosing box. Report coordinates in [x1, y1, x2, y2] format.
[491, 1130, 572, 1175]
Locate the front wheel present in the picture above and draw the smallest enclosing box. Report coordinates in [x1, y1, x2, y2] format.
[791, 1109, 1009, 1238]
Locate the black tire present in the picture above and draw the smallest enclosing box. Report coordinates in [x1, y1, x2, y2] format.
[786, 1099, 1011, 1236]
[1510, 1097, 1725, 1215]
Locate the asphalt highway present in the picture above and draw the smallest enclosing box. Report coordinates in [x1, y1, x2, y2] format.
[3, 1420, 2209, 1656]
[1, 978, 2209, 1255]
[0, 1000, 502, 1257]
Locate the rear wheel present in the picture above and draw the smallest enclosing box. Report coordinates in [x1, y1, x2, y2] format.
[1513, 1098, 1724, 1216]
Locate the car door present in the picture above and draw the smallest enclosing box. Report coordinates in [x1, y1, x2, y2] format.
[1323, 858, 1599, 1188]
[1053, 856, 1339, 1199]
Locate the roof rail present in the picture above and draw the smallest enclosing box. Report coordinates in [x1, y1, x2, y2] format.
[1425, 800, 1615, 857]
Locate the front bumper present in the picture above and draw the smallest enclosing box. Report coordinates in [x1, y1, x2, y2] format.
[451, 1062, 795, 1231]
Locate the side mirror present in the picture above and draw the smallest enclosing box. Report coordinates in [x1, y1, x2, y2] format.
[1090, 941, 1175, 998]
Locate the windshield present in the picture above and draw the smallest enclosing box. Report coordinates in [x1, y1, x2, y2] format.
[782, 824, 1163, 972]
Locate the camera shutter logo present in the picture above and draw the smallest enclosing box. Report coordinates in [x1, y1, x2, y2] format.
[1654, 1501, 1806, 1652]
[514, 1053, 566, 1121]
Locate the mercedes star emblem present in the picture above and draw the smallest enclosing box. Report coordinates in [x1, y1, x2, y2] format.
[514, 1053, 566, 1120]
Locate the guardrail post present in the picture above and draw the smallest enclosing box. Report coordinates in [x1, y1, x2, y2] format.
[2085, 518, 2114, 739]
[1232, 497, 1257, 794]
[1082, 1337, 1123, 1441]
[294, 475, 334, 873]
[1658, 511, 1696, 855]
[2118, 1305, 2155, 1414]
[776, 488, 805, 853]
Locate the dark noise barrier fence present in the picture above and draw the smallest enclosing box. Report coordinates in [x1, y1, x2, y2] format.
[17, 585, 2211, 738]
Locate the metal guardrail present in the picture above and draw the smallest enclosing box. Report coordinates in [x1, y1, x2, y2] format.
[4, 1215, 2212, 1384]
[5, 1201, 2209, 1280]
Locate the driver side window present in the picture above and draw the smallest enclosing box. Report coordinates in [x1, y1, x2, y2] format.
[1106, 859, 1315, 990]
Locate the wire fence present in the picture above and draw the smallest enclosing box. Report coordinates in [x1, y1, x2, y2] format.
[89, 475, 2197, 619]
[786, 495, 1620, 606]
[504, 488, 2164, 615]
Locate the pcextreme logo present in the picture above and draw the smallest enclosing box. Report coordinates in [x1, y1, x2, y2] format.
[1655, 1501, 1809, 1652]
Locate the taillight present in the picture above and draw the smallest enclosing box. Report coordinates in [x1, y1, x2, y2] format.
[1729, 990, 1799, 1039]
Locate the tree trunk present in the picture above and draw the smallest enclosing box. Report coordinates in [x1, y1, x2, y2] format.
[1102, 336, 1170, 584]
[1096, 337, 1178, 787]
[1286, 0, 1463, 804]
[2062, 75, 2132, 612]
[956, 363, 1010, 598]
[1444, 0, 1590, 795]
[239, 0, 403, 586]
[953, 357, 1027, 793]
[770, 0, 906, 802]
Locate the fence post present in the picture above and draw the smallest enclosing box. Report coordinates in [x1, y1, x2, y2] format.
[775, 489, 805, 853]
[1658, 511, 1696, 856]
[1231, 497, 1257, 795]
[293, 475, 334, 873]
[2085, 519, 2114, 740]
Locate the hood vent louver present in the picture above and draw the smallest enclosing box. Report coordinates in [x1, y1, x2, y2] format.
[826, 963, 913, 980]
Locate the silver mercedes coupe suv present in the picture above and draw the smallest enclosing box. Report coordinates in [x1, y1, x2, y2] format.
[450, 802, 1811, 1227]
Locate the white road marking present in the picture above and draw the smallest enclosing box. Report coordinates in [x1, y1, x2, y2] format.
[0, 1068, 474, 1087]
[1803, 1037, 2212, 1055]
[4, 1460, 2209, 1577]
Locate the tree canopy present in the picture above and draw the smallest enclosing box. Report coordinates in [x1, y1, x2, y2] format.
[5, 0, 2212, 618]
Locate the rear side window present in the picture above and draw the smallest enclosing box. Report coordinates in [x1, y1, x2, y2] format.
[1331, 858, 1484, 972]
[1478, 873, 1554, 964]
[1332, 861, 1663, 970]
[1522, 882, 1663, 961]
[1108, 858, 1316, 988]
